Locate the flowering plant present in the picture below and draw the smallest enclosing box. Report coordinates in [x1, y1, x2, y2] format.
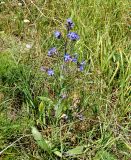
[40, 18, 86, 120]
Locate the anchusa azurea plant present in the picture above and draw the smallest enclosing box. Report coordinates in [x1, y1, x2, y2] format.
[40, 18, 86, 120]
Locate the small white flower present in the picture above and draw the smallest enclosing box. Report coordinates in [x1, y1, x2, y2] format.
[61, 114, 68, 120]
[24, 19, 30, 23]
[26, 44, 32, 49]
[18, 3, 22, 6]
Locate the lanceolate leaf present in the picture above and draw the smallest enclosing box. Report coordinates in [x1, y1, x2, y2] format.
[53, 149, 62, 158]
[38, 96, 54, 105]
[66, 145, 86, 156]
[31, 127, 51, 153]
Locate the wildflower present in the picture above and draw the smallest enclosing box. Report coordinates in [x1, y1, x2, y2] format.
[80, 61, 86, 65]
[72, 54, 78, 63]
[23, 19, 30, 23]
[79, 65, 84, 71]
[47, 69, 54, 76]
[64, 53, 72, 62]
[54, 31, 61, 39]
[61, 114, 68, 120]
[26, 44, 32, 49]
[77, 114, 85, 121]
[48, 47, 56, 56]
[67, 32, 79, 41]
[66, 18, 74, 30]
[18, 2, 22, 6]
[41, 67, 54, 76]
[72, 58, 77, 63]
[78, 61, 86, 71]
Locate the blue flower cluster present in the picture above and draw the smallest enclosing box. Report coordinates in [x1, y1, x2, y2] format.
[78, 61, 86, 71]
[41, 18, 85, 76]
[48, 47, 57, 56]
[47, 69, 54, 76]
[64, 53, 72, 62]
[54, 31, 61, 39]
[40, 66, 54, 76]
[67, 32, 79, 41]
[66, 18, 74, 30]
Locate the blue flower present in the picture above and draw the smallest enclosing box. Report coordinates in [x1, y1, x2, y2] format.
[41, 67, 54, 76]
[72, 54, 78, 63]
[47, 69, 54, 76]
[67, 32, 79, 41]
[66, 18, 74, 30]
[80, 61, 86, 65]
[48, 47, 56, 56]
[54, 31, 61, 39]
[72, 57, 77, 63]
[64, 53, 72, 62]
[79, 65, 84, 71]
[78, 61, 86, 71]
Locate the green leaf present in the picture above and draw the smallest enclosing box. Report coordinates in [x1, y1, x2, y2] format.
[55, 105, 63, 118]
[31, 127, 51, 153]
[66, 146, 86, 156]
[38, 96, 54, 105]
[124, 142, 131, 150]
[39, 101, 44, 113]
[38, 101, 46, 124]
[53, 149, 62, 158]
[55, 99, 63, 118]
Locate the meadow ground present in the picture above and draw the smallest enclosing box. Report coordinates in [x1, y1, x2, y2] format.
[0, 0, 131, 159]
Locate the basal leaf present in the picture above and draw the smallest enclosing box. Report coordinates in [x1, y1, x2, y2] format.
[31, 127, 51, 153]
[66, 145, 86, 156]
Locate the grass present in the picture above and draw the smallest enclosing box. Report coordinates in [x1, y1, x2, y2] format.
[0, 0, 130, 159]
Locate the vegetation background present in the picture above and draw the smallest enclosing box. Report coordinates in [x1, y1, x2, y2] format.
[0, 0, 130, 159]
